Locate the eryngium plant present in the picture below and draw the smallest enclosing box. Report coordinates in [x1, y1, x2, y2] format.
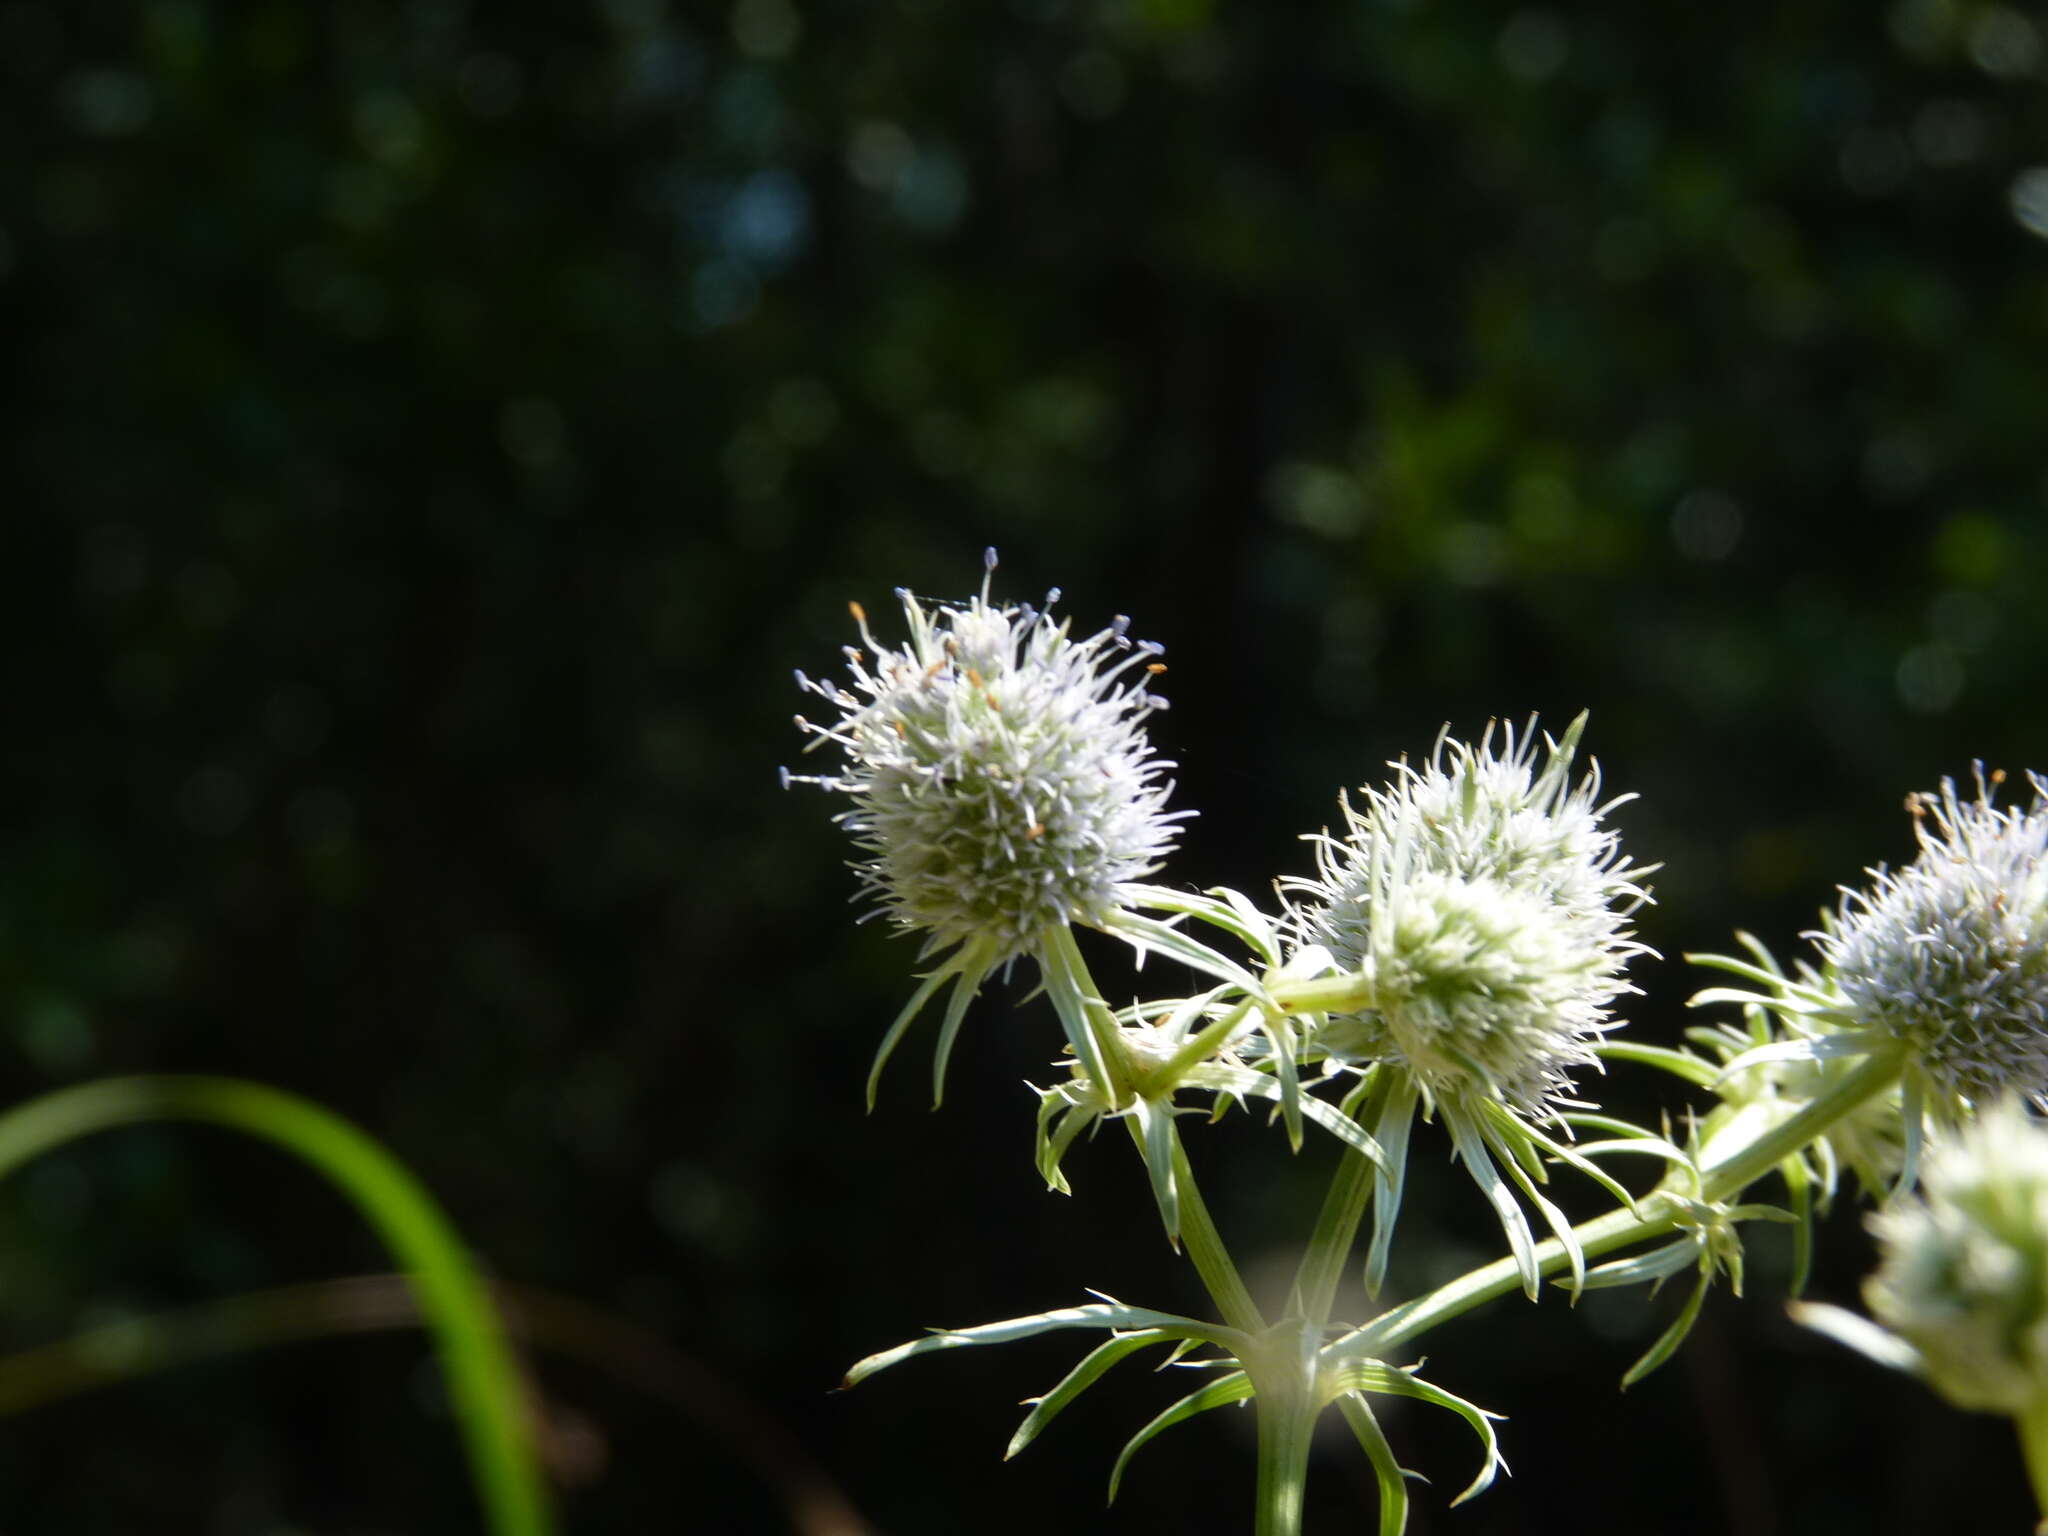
[791, 557, 2048, 1535]
[785, 550, 1188, 1102]
[1696, 768, 2048, 1185]
[1272, 715, 1653, 1295]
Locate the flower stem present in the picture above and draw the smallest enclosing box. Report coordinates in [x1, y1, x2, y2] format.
[1293, 1075, 1392, 1329]
[1162, 1120, 1265, 1336]
[1249, 1337, 1316, 1536]
[1356, 1046, 1907, 1356]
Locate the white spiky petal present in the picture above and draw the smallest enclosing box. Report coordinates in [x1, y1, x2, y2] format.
[1284, 715, 1649, 1117]
[787, 558, 1185, 965]
[1820, 771, 2048, 1117]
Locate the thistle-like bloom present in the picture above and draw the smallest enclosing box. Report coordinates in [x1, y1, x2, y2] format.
[1276, 714, 1653, 1295]
[785, 550, 1186, 1103]
[1821, 770, 2048, 1122]
[1863, 1100, 2048, 1415]
[1283, 713, 1649, 1116]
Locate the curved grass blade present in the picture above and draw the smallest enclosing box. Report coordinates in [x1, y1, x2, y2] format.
[0, 1077, 550, 1536]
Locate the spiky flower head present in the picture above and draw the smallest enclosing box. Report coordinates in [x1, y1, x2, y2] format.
[1864, 1099, 2048, 1414]
[1819, 769, 2048, 1119]
[1282, 714, 1650, 1117]
[785, 550, 1184, 966]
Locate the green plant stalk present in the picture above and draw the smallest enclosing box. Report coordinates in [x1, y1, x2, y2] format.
[1293, 1075, 1392, 1330]
[1054, 933, 1294, 1526]
[1247, 1336, 1316, 1536]
[1357, 1046, 1908, 1356]
[1043, 924, 1135, 1105]
[0, 1076, 551, 1536]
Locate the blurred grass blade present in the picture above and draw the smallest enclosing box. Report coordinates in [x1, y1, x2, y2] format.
[0, 1076, 551, 1536]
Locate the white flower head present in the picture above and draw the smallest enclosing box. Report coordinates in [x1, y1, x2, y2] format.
[1819, 769, 2048, 1119]
[786, 549, 1185, 967]
[1284, 713, 1651, 1117]
[1864, 1099, 2048, 1414]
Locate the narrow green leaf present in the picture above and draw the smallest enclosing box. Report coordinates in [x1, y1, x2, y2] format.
[1182, 1064, 1388, 1173]
[1620, 1268, 1710, 1388]
[1154, 996, 1257, 1084]
[1898, 1073, 1926, 1193]
[1787, 1301, 1925, 1376]
[1033, 1085, 1099, 1195]
[1581, 1237, 1701, 1291]
[1321, 1358, 1505, 1505]
[1593, 1041, 1720, 1088]
[1491, 1103, 1653, 1215]
[1106, 1374, 1256, 1504]
[1122, 884, 1278, 968]
[1783, 1158, 1815, 1297]
[1711, 1029, 1889, 1086]
[1485, 1119, 1585, 1296]
[1364, 1077, 1419, 1299]
[1446, 1114, 1540, 1300]
[844, 1300, 1236, 1389]
[930, 950, 996, 1107]
[1101, 910, 1263, 994]
[1336, 1393, 1410, 1536]
[1135, 1098, 1182, 1248]
[867, 956, 965, 1110]
[1006, 1330, 1176, 1460]
[1037, 937, 1115, 1095]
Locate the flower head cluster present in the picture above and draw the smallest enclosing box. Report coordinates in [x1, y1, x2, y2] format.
[1820, 770, 2048, 1118]
[786, 551, 1184, 966]
[1864, 1100, 2048, 1414]
[1283, 714, 1650, 1116]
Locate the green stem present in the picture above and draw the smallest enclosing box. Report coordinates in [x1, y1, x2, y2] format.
[1042, 924, 1134, 1104]
[2019, 1395, 2048, 1534]
[0, 1077, 551, 1536]
[1357, 1047, 1907, 1356]
[1250, 1343, 1316, 1536]
[1164, 1120, 1264, 1337]
[1293, 1076, 1391, 1329]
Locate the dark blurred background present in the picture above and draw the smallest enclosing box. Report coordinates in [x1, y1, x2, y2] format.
[4, 0, 2047, 1531]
